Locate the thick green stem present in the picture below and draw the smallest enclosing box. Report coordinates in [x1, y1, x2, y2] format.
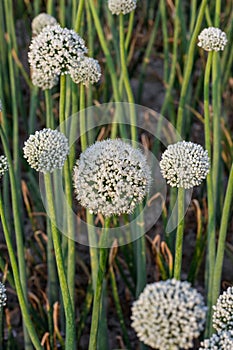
[59, 73, 76, 315]
[204, 51, 216, 336]
[212, 52, 221, 211]
[0, 192, 43, 350]
[59, 75, 66, 133]
[173, 187, 185, 280]
[59, 0, 65, 26]
[125, 10, 135, 51]
[80, 84, 87, 150]
[88, 219, 110, 350]
[28, 86, 38, 134]
[45, 89, 54, 129]
[44, 173, 75, 350]
[74, 0, 85, 32]
[212, 163, 233, 305]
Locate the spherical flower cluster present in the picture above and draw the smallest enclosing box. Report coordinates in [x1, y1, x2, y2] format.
[213, 286, 233, 332]
[28, 24, 87, 89]
[31, 69, 59, 90]
[160, 141, 210, 189]
[108, 0, 137, 15]
[73, 139, 151, 217]
[23, 128, 69, 173]
[131, 279, 207, 350]
[69, 57, 101, 86]
[0, 282, 7, 308]
[31, 13, 58, 35]
[197, 27, 227, 52]
[0, 155, 8, 178]
[199, 330, 233, 350]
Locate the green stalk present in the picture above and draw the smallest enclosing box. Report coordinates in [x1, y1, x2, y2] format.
[64, 160, 76, 308]
[59, 0, 65, 26]
[176, 0, 207, 135]
[214, 0, 221, 27]
[212, 0, 222, 214]
[212, 52, 221, 211]
[44, 173, 75, 350]
[125, 10, 135, 51]
[46, 218, 58, 306]
[59, 74, 76, 314]
[74, 0, 85, 32]
[79, 82, 99, 291]
[28, 86, 38, 134]
[80, 84, 87, 150]
[59, 75, 66, 133]
[189, 0, 197, 33]
[173, 187, 185, 280]
[0, 126, 31, 349]
[0, 192, 43, 350]
[46, 0, 54, 15]
[88, 219, 110, 350]
[45, 89, 54, 129]
[212, 163, 233, 305]
[45, 87, 58, 313]
[203, 51, 216, 336]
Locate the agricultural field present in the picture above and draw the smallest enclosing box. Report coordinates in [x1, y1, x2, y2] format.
[0, 0, 232, 349]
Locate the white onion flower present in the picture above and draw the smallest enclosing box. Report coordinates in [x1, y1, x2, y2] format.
[199, 330, 233, 350]
[28, 24, 87, 89]
[69, 57, 101, 86]
[197, 27, 227, 52]
[0, 155, 8, 178]
[131, 279, 207, 350]
[213, 286, 233, 332]
[31, 68, 59, 90]
[108, 0, 137, 15]
[73, 139, 151, 217]
[23, 128, 69, 173]
[31, 13, 58, 35]
[160, 141, 210, 189]
[0, 282, 7, 308]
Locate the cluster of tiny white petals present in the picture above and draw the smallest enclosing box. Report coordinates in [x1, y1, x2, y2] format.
[0, 282, 7, 308]
[197, 27, 227, 51]
[108, 0, 137, 15]
[23, 128, 69, 173]
[28, 24, 87, 89]
[31, 68, 59, 90]
[199, 330, 233, 349]
[0, 155, 8, 178]
[131, 279, 207, 350]
[160, 141, 210, 189]
[31, 13, 58, 35]
[73, 139, 151, 217]
[213, 286, 233, 332]
[69, 57, 101, 86]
